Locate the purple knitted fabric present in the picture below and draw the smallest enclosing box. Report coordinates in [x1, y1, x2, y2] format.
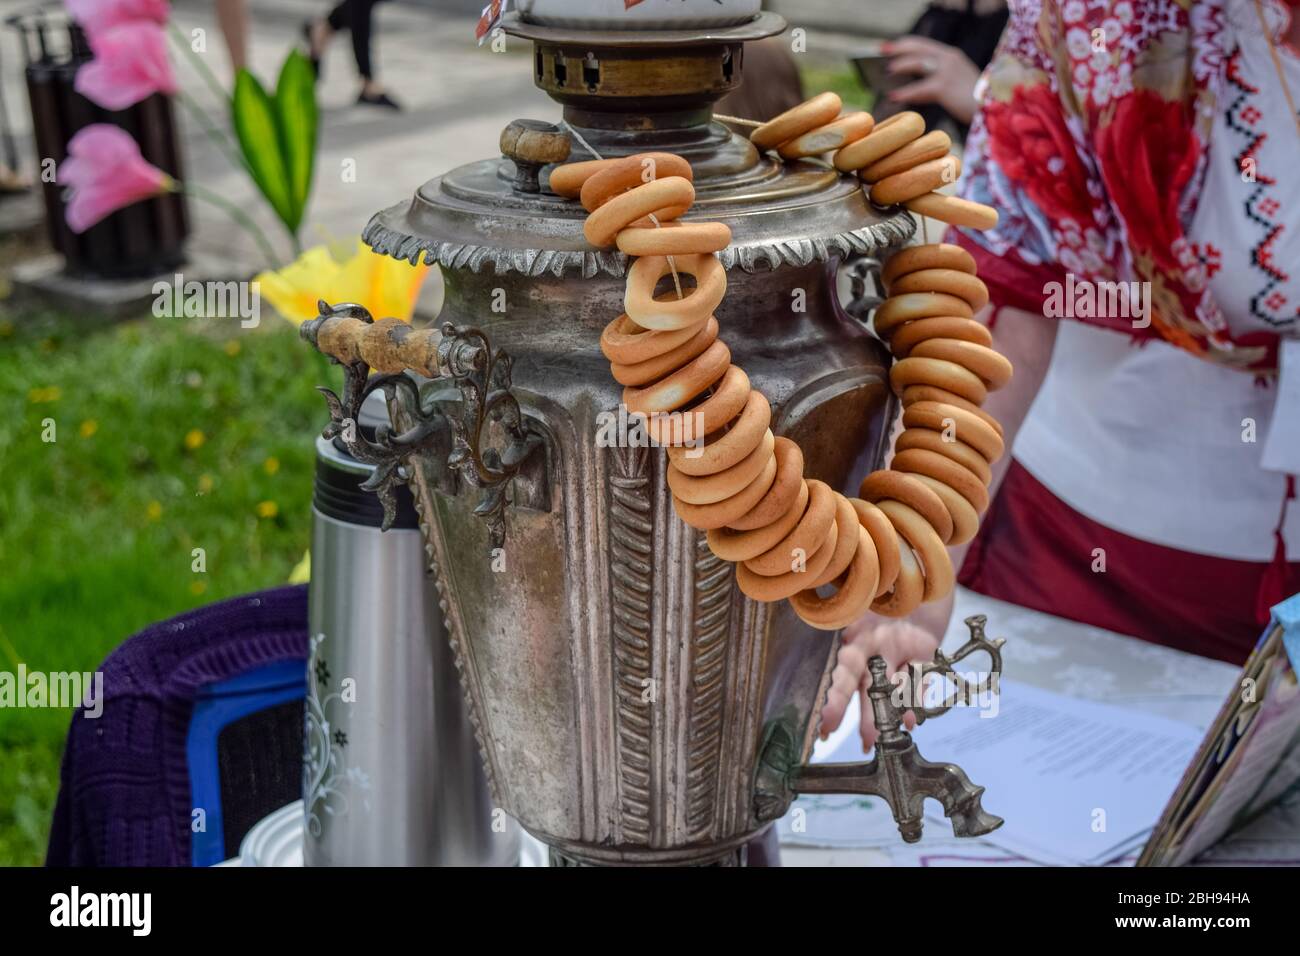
[46, 586, 308, 867]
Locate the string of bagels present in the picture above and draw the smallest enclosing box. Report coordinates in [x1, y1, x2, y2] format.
[550, 92, 1011, 631]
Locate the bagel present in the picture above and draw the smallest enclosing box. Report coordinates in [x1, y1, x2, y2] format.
[790, 526, 880, 630]
[600, 312, 707, 366]
[833, 110, 925, 171]
[667, 389, 770, 476]
[889, 356, 989, 406]
[583, 176, 695, 247]
[737, 519, 840, 602]
[873, 292, 974, 337]
[778, 112, 874, 159]
[548, 158, 612, 198]
[708, 478, 809, 562]
[750, 91, 842, 150]
[891, 447, 990, 514]
[894, 427, 993, 486]
[887, 316, 992, 358]
[609, 316, 718, 386]
[623, 339, 730, 416]
[905, 193, 999, 231]
[869, 155, 963, 206]
[672, 453, 778, 531]
[667, 430, 774, 505]
[882, 242, 978, 287]
[726, 436, 804, 531]
[643, 365, 751, 445]
[900, 384, 1004, 437]
[858, 469, 953, 544]
[744, 479, 836, 577]
[872, 537, 924, 617]
[850, 497, 901, 599]
[877, 499, 953, 603]
[616, 220, 732, 256]
[888, 268, 989, 311]
[624, 253, 727, 331]
[859, 130, 952, 182]
[909, 337, 1013, 390]
[901, 400, 1006, 463]
[910, 472, 980, 547]
[579, 152, 694, 212]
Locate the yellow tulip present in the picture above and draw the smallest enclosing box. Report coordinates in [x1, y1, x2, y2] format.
[255, 240, 430, 326]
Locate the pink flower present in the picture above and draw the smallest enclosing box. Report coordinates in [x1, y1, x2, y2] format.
[60, 124, 172, 233]
[64, 0, 170, 36]
[74, 22, 176, 111]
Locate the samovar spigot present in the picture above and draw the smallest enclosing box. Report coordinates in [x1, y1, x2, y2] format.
[759, 615, 1006, 844]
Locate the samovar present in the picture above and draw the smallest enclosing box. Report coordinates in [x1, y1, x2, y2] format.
[301, 11, 1003, 866]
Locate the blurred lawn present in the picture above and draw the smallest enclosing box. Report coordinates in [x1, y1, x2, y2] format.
[0, 309, 326, 865]
[798, 64, 874, 113]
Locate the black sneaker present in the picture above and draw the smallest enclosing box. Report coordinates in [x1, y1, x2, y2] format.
[357, 90, 402, 110]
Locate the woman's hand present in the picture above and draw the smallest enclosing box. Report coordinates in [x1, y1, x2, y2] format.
[882, 36, 981, 126]
[819, 591, 954, 750]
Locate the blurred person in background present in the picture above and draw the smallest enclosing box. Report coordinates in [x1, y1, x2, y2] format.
[877, 0, 1008, 134]
[825, 0, 1300, 750]
[304, 0, 401, 108]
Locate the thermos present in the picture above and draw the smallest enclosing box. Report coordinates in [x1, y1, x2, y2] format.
[303, 392, 519, 866]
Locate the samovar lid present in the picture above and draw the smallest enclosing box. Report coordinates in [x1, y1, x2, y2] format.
[362, 12, 914, 278]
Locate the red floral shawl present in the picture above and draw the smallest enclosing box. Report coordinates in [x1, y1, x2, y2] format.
[952, 0, 1282, 373]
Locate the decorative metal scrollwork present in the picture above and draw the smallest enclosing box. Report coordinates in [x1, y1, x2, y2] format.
[303, 301, 543, 548]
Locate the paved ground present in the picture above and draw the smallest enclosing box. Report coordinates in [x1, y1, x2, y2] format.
[0, 0, 920, 283]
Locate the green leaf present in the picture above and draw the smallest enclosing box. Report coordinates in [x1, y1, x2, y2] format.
[274, 50, 318, 233]
[231, 68, 294, 233]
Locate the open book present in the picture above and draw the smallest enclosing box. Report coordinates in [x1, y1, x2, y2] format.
[1139, 594, 1300, 866]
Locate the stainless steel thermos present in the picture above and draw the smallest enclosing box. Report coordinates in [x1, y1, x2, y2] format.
[303, 393, 519, 866]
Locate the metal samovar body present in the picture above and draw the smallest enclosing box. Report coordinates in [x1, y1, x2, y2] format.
[309, 12, 1002, 865]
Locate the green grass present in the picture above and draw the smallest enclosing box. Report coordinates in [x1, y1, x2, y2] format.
[0, 308, 327, 865]
[798, 64, 875, 113]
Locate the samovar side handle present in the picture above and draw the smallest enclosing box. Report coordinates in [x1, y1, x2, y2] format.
[754, 615, 1006, 844]
[300, 300, 546, 548]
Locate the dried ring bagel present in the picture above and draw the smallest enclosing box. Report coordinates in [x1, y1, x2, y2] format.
[888, 268, 989, 311]
[624, 253, 727, 331]
[909, 338, 1013, 390]
[901, 400, 1006, 463]
[887, 316, 992, 358]
[872, 539, 925, 618]
[894, 427, 993, 486]
[609, 316, 718, 386]
[667, 389, 770, 476]
[548, 158, 612, 198]
[851, 498, 901, 599]
[833, 110, 925, 171]
[616, 221, 732, 256]
[750, 91, 842, 150]
[584, 176, 695, 247]
[643, 365, 751, 446]
[882, 242, 978, 287]
[579, 152, 694, 212]
[744, 479, 836, 577]
[737, 518, 840, 602]
[600, 312, 706, 365]
[778, 112, 874, 159]
[667, 430, 774, 505]
[889, 356, 989, 406]
[708, 478, 809, 562]
[877, 499, 953, 603]
[911, 472, 980, 547]
[623, 339, 730, 416]
[858, 469, 954, 544]
[891, 447, 990, 514]
[726, 436, 804, 531]
[790, 527, 880, 630]
[904, 193, 999, 231]
[860, 130, 951, 183]
[673, 453, 777, 531]
[869, 155, 962, 206]
[900, 384, 1004, 438]
[873, 292, 974, 336]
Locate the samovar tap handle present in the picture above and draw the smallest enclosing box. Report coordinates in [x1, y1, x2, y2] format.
[755, 615, 1006, 844]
